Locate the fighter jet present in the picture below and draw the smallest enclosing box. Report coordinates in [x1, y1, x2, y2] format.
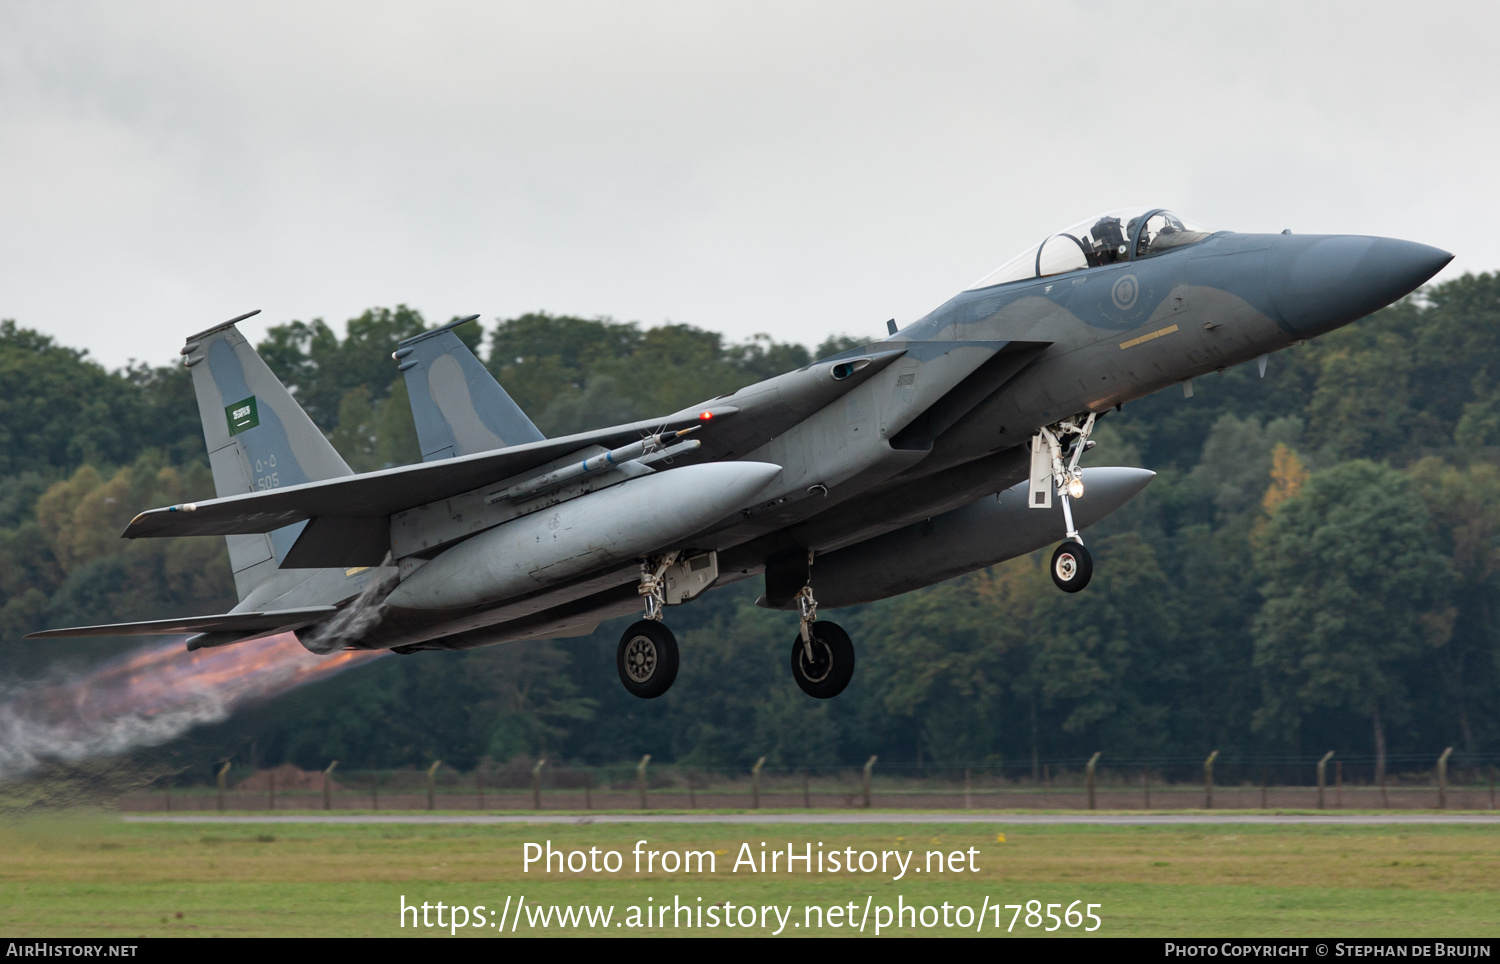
[30, 208, 1451, 701]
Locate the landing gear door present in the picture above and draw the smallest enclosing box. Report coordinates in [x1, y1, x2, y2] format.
[1028, 435, 1053, 509]
[664, 551, 719, 605]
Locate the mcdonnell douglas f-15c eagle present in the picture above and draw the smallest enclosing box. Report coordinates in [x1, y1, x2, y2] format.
[31, 209, 1451, 700]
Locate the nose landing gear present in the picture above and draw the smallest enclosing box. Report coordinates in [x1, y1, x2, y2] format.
[1033, 414, 1098, 593]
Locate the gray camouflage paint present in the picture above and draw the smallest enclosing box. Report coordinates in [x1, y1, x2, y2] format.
[395, 322, 544, 461]
[38, 218, 1452, 654]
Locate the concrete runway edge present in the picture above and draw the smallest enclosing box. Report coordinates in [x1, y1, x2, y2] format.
[121, 813, 1500, 826]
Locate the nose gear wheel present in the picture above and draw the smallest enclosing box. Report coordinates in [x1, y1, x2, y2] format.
[1051, 540, 1093, 593]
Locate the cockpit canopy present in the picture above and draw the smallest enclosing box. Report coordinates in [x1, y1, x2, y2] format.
[967, 208, 1214, 290]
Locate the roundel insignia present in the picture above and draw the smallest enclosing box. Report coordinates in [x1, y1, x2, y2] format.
[1111, 274, 1139, 311]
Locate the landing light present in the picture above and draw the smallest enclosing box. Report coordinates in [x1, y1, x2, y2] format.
[1067, 478, 1085, 499]
[699, 411, 714, 420]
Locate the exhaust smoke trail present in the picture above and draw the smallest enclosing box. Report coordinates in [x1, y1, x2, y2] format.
[298, 572, 398, 655]
[0, 634, 382, 780]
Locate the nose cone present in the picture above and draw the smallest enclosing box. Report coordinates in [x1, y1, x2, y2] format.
[1268, 235, 1452, 338]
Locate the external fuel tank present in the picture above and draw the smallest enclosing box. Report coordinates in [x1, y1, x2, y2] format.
[385, 461, 782, 612]
[766, 466, 1155, 610]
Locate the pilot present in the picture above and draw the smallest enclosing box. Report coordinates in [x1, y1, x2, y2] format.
[1091, 217, 1127, 264]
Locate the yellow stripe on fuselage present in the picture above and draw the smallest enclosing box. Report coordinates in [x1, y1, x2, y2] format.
[1119, 324, 1180, 350]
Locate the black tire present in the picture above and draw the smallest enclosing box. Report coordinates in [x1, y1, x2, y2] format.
[617, 620, 679, 699]
[789, 621, 855, 699]
[1050, 540, 1093, 593]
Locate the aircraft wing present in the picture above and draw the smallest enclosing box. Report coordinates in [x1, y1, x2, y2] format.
[121, 410, 730, 541]
[23, 607, 337, 639]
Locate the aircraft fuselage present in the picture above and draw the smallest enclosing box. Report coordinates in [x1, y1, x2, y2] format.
[362, 228, 1450, 652]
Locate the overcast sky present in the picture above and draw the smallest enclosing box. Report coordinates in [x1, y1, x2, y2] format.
[1, 2, 1495, 368]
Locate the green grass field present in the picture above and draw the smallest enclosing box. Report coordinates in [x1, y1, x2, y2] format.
[0, 814, 1496, 937]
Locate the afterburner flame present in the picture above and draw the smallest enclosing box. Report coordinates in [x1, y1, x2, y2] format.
[0, 633, 382, 780]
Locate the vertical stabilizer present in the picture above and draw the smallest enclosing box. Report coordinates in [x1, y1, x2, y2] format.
[180, 312, 353, 600]
[395, 317, 545, 461]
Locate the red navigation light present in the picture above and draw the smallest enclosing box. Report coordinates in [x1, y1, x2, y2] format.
[699, 411, 713, 420]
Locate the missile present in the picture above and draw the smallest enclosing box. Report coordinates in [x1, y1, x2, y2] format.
[387, 460, 782, 612]
[766, 466, 1155, 610]
[486, 428, 698, 503]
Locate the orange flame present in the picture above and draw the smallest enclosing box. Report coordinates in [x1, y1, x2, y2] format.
[0, 634, 383, 778]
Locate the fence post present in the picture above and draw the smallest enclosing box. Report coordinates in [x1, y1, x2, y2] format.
[803, 769, 811, 809]
[1316, 751, 1334, 810]
[862, 756, 878, 809]
[1203, 750, 1219, 809]
[1086, 752, 1101, 810]
[1143, 766, 1151, 810]
[585, 771, 593, 811]
[637, 755, 651, 810]
[477, 770, 485, 810]
[532, 758, 547, 810]
[427, 760, 442, 811]
[1261, 766, 1268, 810]
[1335, 761, 1343, 809]
[216, 761, 229, 815]
[1437, 747, 1453, 810]
[751, 757, 767, 809]
[323, 761, 338, 811]
[371, 772, 379, 811]
[1490, 765, 1495, 811]
[964, 767, 972, 810]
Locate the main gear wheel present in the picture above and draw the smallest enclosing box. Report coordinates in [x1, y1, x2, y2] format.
[789, 621, 855, 699]
[617, 619, 679, 698]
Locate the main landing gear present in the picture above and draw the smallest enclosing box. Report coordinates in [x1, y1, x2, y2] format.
[616, 619, 678, 699]
[788, 556, 855, 699]
[1034, 414, 1098, 593]
[618, 547, 861, 700]
[617, 553, 680, 699]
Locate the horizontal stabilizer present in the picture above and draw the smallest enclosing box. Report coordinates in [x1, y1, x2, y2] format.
[23, 607, 337, 639]
[122, 410, 734, 540]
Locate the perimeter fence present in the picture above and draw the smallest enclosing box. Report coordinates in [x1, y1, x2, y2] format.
[121, 750, 1500, 812]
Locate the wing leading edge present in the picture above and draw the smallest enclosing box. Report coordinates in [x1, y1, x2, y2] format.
[23, 607, 337, 639]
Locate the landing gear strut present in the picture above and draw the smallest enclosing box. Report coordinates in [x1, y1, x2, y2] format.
[618, 553, 682, 699]
[1035, 414, 1098, 593]
[636, 551, 679, 622]
[788, 552, 855, 699]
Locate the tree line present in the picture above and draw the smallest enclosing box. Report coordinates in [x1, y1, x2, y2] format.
[1, 276, 1498, 780]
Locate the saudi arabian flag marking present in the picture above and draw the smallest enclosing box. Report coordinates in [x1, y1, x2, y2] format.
[226, 396, 259, 435]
